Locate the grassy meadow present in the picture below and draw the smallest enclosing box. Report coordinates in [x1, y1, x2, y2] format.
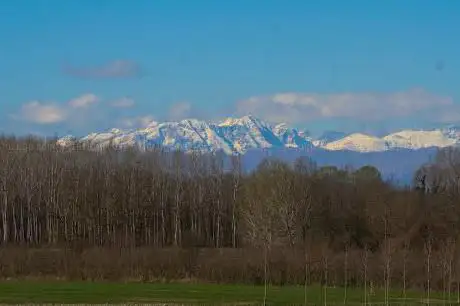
[0, 281, 456, 305]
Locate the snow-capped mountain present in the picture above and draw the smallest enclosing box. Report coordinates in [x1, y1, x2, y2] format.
[57, 115, 460, 154]
[321, 129, 460, 152]
[312, 131, 348, 147]
[383, 130, 457, 150]
[323, 133, 390, 152]
[58, 115, 314, 154]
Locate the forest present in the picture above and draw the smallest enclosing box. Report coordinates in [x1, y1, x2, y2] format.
[0, 136, 459, 298]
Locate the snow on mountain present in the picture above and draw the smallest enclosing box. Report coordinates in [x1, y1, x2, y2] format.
[383, 130, 458, 150]
[323, 133, 390, 152]
[57, 116, 460, 154]
[312, 131, 348, 147]
[214, 115, 282, 152]
[272, 123, 312, 149]
[59, 115, 314, 154]
[56, 135, 77, 147]
[441, 125, 460, 140]
[322, 129, 460, 152]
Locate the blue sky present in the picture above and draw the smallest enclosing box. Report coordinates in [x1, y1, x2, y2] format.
[1, 0, 459, 137]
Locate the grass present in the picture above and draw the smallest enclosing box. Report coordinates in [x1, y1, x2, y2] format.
[0, 280, 456, 305]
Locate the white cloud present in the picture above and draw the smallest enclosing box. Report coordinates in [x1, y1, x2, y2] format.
[68, 93, 99, 108]
[13, 93, 100, 125]
[16, 101, 67, 124]
[169, 102, 192, 120]
[236, 88, 459, 124]
[111, 97, 135, 108]
[120, 115, 156, 128]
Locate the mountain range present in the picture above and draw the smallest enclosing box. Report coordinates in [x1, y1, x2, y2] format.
[57, 115, 460, 184]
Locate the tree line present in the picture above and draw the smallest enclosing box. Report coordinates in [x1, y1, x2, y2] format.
[1, 135, 460, 295]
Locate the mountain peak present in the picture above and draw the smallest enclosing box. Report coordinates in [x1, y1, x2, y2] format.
[58, 115, 309, 153]
[217, 115, 272, 128]
[324, 133, 389, 152]
[57, 115, 460, 154]
[218, 117, 243, 127]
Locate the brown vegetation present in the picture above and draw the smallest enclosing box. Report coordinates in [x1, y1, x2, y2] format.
[0, 136, 459, 292]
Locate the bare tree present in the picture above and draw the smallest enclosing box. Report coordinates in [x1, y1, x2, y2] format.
[425, 232, 433, 305]
[363, 246, 369, 306]
[230, 154, 241, 248]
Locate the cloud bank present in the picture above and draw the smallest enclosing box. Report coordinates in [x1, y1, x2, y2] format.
[17, 102, 67, 124]
[68, 94, 99, 109]
[9, 88, 460, 136]
[236, 88, 459, 125]
[169, 102, 192, 120]
[120, 115, 156, 129]
[12, 93, 100, 124]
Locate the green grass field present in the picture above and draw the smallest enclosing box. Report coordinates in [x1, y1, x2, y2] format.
[0, 281, 455, 305]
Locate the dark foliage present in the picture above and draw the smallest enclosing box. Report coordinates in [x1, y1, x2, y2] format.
[0, 136, 460, 291]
